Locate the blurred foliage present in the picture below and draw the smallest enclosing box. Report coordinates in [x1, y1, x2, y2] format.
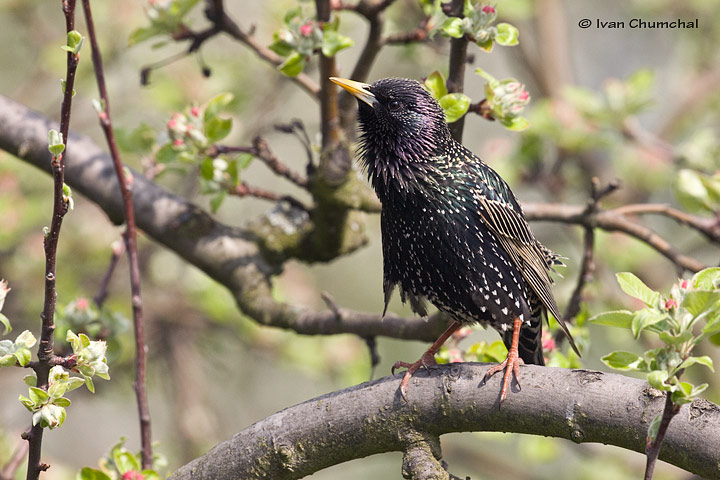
[0, 0, 719, 479]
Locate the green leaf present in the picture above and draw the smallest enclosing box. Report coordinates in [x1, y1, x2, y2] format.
[13, 348, 31, 367]
[589, 310, 634, 329]
[66, 376, 86, 393]
[476, 36, 494, 52]
[54, 397, 71, 408]
[0, 354, 17, 367]
[199, 157, 214, 181]
[19, 394, 34, 412]
[77, 467, 113, 480]
[647, 413, 662, 442]
[499, 116, 530, 131]
[682, 290, 720, 317]
[679, 355, 714, 372]
[424, 70, 448, 99]
[269, 38, 294, 57]
[48, 129, 65, 156]
[674, 169, 712, 213]
[601, 351, 648, 371]
[0, 313, 10, 335]
[85, 375, 95, 393]
[64, 30, 84, 54]
[616, 272, 660, 307]
[439, 93, 471, 123]
[631, 308, 667, 339]
[29, 387, 50, 404]
[439, 17, 464, 38]
[494, 23, 519, 46]
[278, 52, 306, 77]
[203, 93, 234, 122]
[321, 30, 354, 57]
[204, 117, 232, 143]
[155, 144, 179, 164]
[693, 267, 720, 290]
[210, 191, 227, 213]
[141, 471, 162, 480]
[647, 370, 670, 391]
[114, 451, 141, 475]
[24, 374, 37, 387]
[658, 329, 693, 346]
[474, 68, 499, 88]
[670, 381, 693, 404]
[128, 25, 164, 46]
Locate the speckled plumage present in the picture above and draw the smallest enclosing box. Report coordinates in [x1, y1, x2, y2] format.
[352, 77, 579, 365]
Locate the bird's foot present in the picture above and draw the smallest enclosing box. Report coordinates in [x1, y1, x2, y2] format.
[391, 351, 438, 401]
[484, 348, 523, 406]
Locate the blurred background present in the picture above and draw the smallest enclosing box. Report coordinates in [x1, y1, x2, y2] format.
[1, 0, 719, 478]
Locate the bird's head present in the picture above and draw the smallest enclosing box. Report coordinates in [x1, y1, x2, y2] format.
[331, 77, 451, 195]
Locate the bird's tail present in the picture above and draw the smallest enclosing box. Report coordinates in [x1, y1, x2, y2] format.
[502, 301, 545, 365]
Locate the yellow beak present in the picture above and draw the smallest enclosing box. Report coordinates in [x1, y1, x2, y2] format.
[330, 77, 377, 108]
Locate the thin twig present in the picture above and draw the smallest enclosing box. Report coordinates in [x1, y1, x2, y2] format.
[230, 182, 309, 211]
[25, 2, 78, 478]
[93, 240, 124, 309]
[81, 0, 152, 468]
[446, 0, 469, 141]
[644, 393, 680, 480]
[315, 0, 340, 152]
[1, 441, 28, 480]
[558, 179, 619, 344]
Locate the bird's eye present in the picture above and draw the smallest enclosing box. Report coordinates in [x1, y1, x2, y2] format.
[388, 100, 402, 112]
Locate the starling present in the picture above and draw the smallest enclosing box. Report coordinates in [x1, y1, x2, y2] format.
[330, 76, 579, 403]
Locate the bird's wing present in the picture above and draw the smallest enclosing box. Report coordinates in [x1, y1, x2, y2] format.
[468, 162, 580, 356]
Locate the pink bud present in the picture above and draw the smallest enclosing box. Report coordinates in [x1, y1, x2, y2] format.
[518, 90, 529, 101]
[482, 5, 496, 14]
[75, 298, 89, 310]
[173, 139, 184, 147]
[300, 22, 314, 37]
[680, 280, 690, 289]
[448, 348, 463, 363]
[190, 106, 200, 117]
[167, 119, 177, 129]
[121, 471, 144, 480]
[665, 299, 678, 310]
[186, 124, 194, 131]
[542, 335, 555, 352]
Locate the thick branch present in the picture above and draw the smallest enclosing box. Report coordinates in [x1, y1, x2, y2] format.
[0, 94, 447, 343]
[2, 96, 716, 343]
[169, 364, 720, 480]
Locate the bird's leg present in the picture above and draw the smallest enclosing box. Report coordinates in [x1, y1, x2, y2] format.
[392, 320, 462, 400]
[484, 317, 524, 406]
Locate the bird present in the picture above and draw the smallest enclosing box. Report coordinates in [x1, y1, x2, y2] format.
[330, 76, 580, 404]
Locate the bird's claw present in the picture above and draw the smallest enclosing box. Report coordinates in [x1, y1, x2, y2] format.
[484, 350, 524, 406]
[391, 352, 438, 401]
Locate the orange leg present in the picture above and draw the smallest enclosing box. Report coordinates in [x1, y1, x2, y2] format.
[392, 320, 462, 400]
[484, 317, 524, 406]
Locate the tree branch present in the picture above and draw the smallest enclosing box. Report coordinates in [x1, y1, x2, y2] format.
[82, 0, 152, 467]
[168, 364, 720, 480]
[445, 0, 468, 142]
[26, 2, 77, 477]
[2, 95, 716, 345]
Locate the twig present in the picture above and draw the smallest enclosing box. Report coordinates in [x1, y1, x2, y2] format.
[208, 137, 309, 189]
[523, 202, 709, 273]
[644, 393, 680, 480]
[445, 0, 469, 142]
[25, 2, 78, 478]
[1, 441, 28, 480]
[559, 179, 619, 344]
[230, 182, 309, 211]
[93, 240, 124, 309]
[274, 120, 314, 170]
[382, 19, 431, 45]
[81, 0, 152, 468]
[363, 336, 380, 380]
[315, 0, 340, 151]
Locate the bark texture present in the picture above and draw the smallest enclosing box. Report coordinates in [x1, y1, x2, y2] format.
[169, 364, 720, 480]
